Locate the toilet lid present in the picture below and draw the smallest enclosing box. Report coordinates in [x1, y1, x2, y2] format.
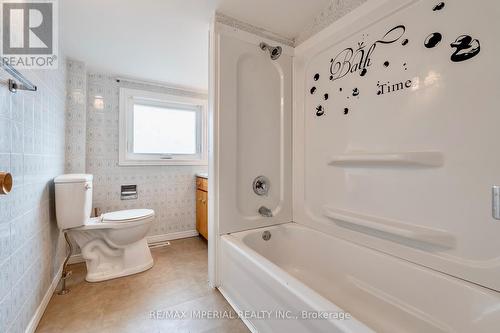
[101, 209, 154, 223]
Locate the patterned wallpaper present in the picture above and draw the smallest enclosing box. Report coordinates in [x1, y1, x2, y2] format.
[65, 60, 87, 173]
[85, 73, 208, 237]
[295, 0, 368, 45]
[0, 64, 67, 332]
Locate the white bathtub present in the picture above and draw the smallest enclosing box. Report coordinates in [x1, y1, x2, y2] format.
[219, 223, 500, 333]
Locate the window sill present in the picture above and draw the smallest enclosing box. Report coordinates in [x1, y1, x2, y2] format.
[118, 159, 208, 166]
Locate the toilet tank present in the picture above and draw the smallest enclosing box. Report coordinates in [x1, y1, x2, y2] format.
[54, 174, 93, 229]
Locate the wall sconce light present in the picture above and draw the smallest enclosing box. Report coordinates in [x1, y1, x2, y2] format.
[94, 96, 104, 110]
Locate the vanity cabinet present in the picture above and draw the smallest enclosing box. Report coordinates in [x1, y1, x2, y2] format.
[196, 176, 208, 240]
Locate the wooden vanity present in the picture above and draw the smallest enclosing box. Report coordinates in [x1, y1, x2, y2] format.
[196, 175, 208, 240]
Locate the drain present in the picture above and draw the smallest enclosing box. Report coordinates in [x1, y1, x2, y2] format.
[262, 231, 271, 241]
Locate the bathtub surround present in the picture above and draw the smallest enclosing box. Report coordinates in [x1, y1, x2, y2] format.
[0, 64, 67, 333]
[211, 22, 293, 236]
[293, 0, 500, 292]
[212, 1, 500, 332]
[86, 73, 208, 238]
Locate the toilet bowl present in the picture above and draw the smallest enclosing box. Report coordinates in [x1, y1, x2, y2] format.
[69, 209, 155, 282]
[54, 174, 155, 282]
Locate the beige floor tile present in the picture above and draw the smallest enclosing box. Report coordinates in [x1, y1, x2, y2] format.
[35, 237, 249, 333]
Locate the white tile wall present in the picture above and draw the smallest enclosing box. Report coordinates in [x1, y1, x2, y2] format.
[0, 64, 67, 332]
[86, 73, 208, 236]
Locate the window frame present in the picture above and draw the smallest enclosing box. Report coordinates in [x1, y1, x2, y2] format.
[119, 87, 208, 166]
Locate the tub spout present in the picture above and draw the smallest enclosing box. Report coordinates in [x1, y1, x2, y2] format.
[258, 206, 273, 217]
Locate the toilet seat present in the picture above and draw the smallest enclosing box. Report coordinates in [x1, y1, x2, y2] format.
[102, 209, 155, 223]
[72, 209, 155, 230]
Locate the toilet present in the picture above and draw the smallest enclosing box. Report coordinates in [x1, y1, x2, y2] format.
[54, 174, 154, 282]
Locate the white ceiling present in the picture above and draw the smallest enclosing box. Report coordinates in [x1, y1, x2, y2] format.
[61, 0, 330, 91]
[215, 0, 330, 40]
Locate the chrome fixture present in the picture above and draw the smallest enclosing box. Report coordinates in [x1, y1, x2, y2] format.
[259, 42, 282, 60]
[58, 232, 73, 295]
[258, 206, 273, 218]
[121, 184, 138, 200]
[253, 176, 270, 196]
[1, 62, 37, 93]
[493, 186, 500, 220]
[262, 231, 272, 241]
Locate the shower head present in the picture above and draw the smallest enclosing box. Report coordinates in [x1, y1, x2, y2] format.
[259, 42, 282, 60]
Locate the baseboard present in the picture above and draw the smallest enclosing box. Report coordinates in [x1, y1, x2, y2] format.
[67, 230, 200, 264]
[147, 229, 199, 244]
[25, 262, 64, 333]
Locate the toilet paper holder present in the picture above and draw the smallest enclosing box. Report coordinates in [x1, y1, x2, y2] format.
[0, 172, 12, 195]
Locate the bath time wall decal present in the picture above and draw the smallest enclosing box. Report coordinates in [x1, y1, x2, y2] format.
[328, 25, 406, 82]
[309, 1, 482, 117]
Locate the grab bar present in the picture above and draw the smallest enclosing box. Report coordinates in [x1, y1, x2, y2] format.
[324, 207, 455, 248]
[328, 151, 443, 167]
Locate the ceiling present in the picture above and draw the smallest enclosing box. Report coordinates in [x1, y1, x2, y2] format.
[61, 0, 330, 91]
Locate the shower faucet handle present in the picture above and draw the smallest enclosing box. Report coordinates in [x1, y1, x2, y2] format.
[253, 176, 270, 196]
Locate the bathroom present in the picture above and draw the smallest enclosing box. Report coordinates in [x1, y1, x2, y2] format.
[0, 0, 499, 332]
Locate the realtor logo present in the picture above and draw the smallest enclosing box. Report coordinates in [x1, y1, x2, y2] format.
[1, 0, 58, 68]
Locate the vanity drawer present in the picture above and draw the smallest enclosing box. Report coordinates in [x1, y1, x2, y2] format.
[196, 189, 208, 240]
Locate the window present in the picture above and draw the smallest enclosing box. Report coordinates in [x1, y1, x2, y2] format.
[119, 88, 207, 165]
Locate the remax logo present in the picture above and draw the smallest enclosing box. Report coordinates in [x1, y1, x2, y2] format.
[1, 0, 58, 68]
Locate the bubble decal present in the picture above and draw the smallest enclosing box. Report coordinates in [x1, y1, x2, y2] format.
[402, 39, 409, 46]
[316, 105, 324, 117]
[424, 33, 442, 48]
[450, 35, 480, 62]
[310, 87, 317, 94]
[433, 2, 445, 11]
[314, 73, 320, 81]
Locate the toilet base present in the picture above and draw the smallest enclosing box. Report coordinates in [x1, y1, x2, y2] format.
[71, 233, 154, 282]
[85, 258, 154, 282]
